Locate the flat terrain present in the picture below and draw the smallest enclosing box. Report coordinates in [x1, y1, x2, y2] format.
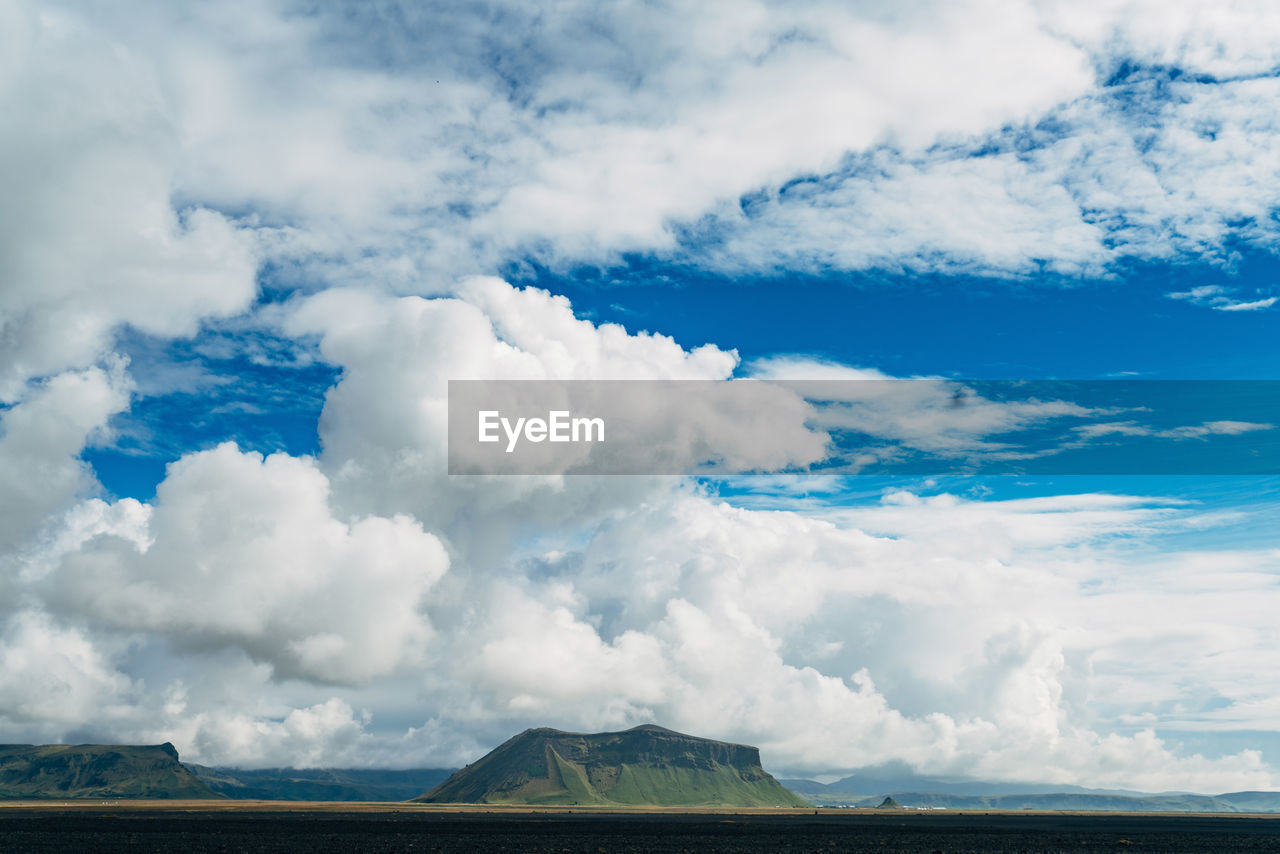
[3, 802, 1280, 852]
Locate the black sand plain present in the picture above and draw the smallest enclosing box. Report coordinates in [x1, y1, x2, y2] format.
[3, 804, 1280, 853]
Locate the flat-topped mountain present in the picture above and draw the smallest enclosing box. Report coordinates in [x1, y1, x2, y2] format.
[0, 743, 220, 799]
[415, 724, 808, 807]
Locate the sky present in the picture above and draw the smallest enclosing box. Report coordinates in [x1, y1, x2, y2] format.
[3, 0, 1280, 793]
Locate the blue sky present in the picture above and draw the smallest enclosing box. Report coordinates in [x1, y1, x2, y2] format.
[91, 250, 1280, 498]
[4, 0, 1280, 792]
[535, 256, 1280, 380]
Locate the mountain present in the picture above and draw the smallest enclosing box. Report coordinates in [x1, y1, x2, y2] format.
[1215, 792, 1280, 812]
[0, 743, 220, 799]
[416, 724, 809, 807]
[779, 776, 1280, 812]
[881, 792, 1239, 812]
[781, 763, 1141, 797]
[185, 765, 453, 801]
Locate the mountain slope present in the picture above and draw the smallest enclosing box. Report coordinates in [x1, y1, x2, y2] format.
[416, 724, 808, 807]
[0, 743, 220, 799]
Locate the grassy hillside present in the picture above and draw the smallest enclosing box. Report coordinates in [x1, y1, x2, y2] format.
[0, 743, 220, 799]
[417, 724, 808, 807]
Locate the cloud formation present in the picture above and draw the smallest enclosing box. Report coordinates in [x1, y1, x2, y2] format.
[1, 280, 1276, 793]
[47, 444, 449, 685]
[0, 0, 257, 398]
[5, 0, 1280, 796]
[29, 0, 1280, 286]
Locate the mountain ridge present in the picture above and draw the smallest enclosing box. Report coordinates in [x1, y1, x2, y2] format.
[417, 724, 808, 807]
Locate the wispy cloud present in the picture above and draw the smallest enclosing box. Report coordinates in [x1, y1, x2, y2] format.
[1073, 419, 1274, 440]
[1166, 285, 1277, 311]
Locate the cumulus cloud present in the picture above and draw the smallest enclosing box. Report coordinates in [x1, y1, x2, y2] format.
[428, 489, 1279, 790]
[283, 278, 740, 553]
[45, 444, 449, 685]
[0, 610, 136, 731]
[0, 277, 1275, 789]
[0, 361, 131, 554]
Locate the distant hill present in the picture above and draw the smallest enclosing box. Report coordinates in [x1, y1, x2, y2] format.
[416, 724, 809, 807]
[1218, 791, 1280, 812]
[185, 765, 453, 801]
[0, 743, 220, 800]
[880, 791, 1240, 812]
[781, 763, 1142, 797]
[779, 773, 1280, 813]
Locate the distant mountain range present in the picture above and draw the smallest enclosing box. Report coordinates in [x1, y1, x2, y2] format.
[781, 763, 1145, 797]
[417, 724, 808, 807]
[5, 739, 1279, 812]
[779, 766, 1280, 812]
[0, 742, 453, 802]
[185, 765, 454, 801]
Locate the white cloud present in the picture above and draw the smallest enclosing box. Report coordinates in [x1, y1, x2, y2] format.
[477, 0, 1092, 259]
[12, 0, 1280, 306]
[184, 698, 375, 769]
[16, 0, 1280, 290]
[0, 361, 131, 554]
[1, 276, 1276, 790]
[1074, 419, 1273, 440]
[44, 443, 449, 685]
[1041, 0, 1280, 78]
[0, 0, 257, 398]
[710, 149, 1111, 276]
[283, 278, 740, 544]
[0, 278, 1274, 790]
[21, 0, 1087, 284]
[1167, 285, 1277, 311]
[427, 490, 1279, 790]
[7, 0, 1280, 795]
[0, 610, 135, 730]
[748, 357, 1099, 459]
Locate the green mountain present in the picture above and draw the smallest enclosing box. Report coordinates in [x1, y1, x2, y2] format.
[185, 765, 453, 801]
[0, 743, 220, 799]
[416, 724, 809, 807]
